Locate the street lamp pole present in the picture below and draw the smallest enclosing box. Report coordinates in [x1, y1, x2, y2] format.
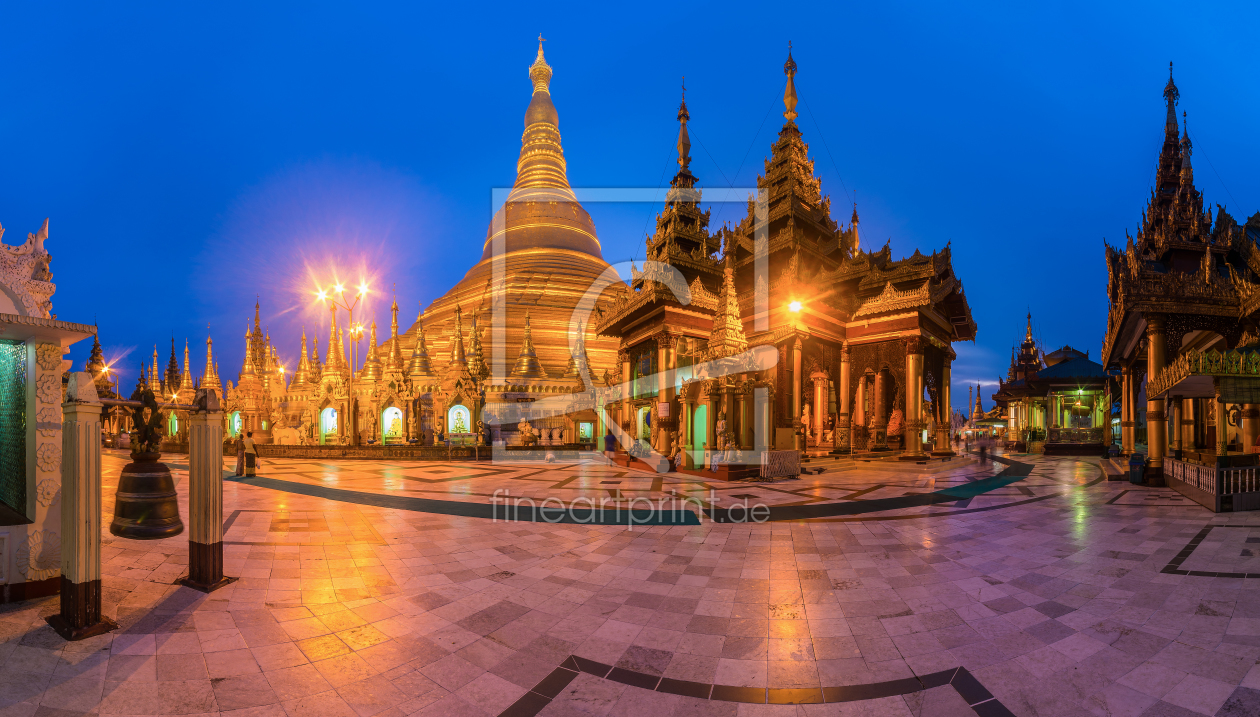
[318, 282, 368, 446]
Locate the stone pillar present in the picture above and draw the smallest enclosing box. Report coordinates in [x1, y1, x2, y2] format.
[1242, 404, 1259, 454]
[792, 340, 803, 452]
[934, 358, 952, 455]
[902, 339, 924, 457]
[1214, 380, 1228, 457]
[656, 341, 671, 455]
[836, 343, 851, 453]
[48, 375, 117, 641]
[873, 368, 888, 450]
[1146, 316, 1167, 481]
[181, 393, 235, 592]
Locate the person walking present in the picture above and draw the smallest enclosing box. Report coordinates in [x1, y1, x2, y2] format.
[234, 433, 245, 476]
[243, 431, 258, 477]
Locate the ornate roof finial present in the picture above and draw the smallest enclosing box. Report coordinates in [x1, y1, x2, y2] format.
[1164, 61, 1179, 131]
[677, 77, 691, 170]
[783, 41, 798, 122]
[530, 34, 552, 94]
[1025, 312, 1033, 342]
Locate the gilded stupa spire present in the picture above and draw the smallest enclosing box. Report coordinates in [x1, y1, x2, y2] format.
[203, 333, 221, 391]
[326, 303, 341, 372]
[783, 41, 798, 123]
[182, 339, 191, 387]
[511, 312, 547, 379]
[706, 253, 749, 360]
[450, 306, 467, 366]
[562, 320, 591, 380]
[1025, 312, 1033, 342]
[530, 34, 552, 93]
[241, 326, 255, 376]
[310, 335, 322, 380]
[467, 311, 488, 379]
[388, 294, 405, 372]
[408, 314, 435, 379]
[362, 320, 382, 381]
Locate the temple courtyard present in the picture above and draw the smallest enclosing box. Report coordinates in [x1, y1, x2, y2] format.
[2, 452, 1260, 717]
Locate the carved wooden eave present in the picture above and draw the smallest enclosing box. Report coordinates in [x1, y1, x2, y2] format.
[854, 282, 930, 318]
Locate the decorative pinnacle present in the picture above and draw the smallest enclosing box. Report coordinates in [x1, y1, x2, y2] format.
[783, 41, 798, 122]
[677, 77, 691, 170]
[530, 34, 552, 93]
[1164, 61, 1179, 106]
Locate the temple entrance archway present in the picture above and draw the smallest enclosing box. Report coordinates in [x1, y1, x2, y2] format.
[692, 404, 707, 464]
[229, 411, 242, 438]
[320, 407, 337, 445]
[168, 413, 179, 438]
[636, 406, 651, 443]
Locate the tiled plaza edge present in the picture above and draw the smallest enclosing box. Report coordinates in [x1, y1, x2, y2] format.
[2, 450, 1260, 717]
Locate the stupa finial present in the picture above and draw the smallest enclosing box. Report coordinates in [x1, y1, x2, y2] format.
[530, 34, 552, 93]
[783, 41, 798, 122]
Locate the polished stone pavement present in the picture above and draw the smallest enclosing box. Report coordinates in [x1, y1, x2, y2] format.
[2, 450, 1260, 717]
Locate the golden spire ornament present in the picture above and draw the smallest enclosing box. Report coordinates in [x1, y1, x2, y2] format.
[530, 34, 552, 93]
[783, 41, 798, 122]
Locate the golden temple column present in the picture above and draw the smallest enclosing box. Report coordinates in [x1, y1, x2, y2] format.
[812, 373, 827, 447]
[874, 368, 888, 450]
[735, 385, 745, 448]
[1242, 404, 1259, 454]
[619, 351, 631, 450]
[1147, 315, 1167, 480]
[905, 338, 925, 458]
[934, 357, 951, 455]
[1120, 367, 1133, 454]
[657, 339, 671, 455]
[1214, 380, 1228, 457]
[837, 343, 851, 453]
[792, 339, 803, 452]
[1182, 398, 1196, 451]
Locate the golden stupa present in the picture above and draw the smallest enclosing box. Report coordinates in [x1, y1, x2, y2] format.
[396, 39, 621, 384]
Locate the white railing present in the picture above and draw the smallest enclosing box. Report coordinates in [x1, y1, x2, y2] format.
[1167, 458, 1260, 495]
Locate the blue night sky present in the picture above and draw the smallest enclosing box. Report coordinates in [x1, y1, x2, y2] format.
[2, 2, 1258, 413]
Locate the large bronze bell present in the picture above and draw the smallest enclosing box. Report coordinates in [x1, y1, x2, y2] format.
[110, 451, 184, 540]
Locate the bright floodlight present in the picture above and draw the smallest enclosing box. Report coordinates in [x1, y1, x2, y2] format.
[334, 284, 344, 294]
[789, 300, 802, 312]
[358, 283, 369, 296]
[316, 289, 327, 301]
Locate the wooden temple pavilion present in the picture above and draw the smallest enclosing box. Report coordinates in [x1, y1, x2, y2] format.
[595, 49, 976, 471]
[1102, 63, 1260, 507]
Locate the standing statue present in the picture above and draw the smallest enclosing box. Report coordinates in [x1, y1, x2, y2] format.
[715, 411, 728, 450]
[801, 404, 812, 438]
[407, 410, 416, 442]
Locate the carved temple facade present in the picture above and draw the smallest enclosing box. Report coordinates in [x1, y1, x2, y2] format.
[1102, 64, 1260, 491]
[595, 49, 976, 466]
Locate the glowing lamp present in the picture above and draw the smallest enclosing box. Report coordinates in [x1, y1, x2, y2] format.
[789, 301, 802, 313]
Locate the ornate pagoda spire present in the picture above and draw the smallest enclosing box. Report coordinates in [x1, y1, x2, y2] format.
[241, 326, 255, 376]
[511, 312, 547, 378]
[388, 295, 405, 372]
[562, 321, 591, 380]
[291, 328, 310, 388]
[479, 37, 603, 261]
[677, 79, 691, 171]
[150, 345, 161, 391]
[850, 203, 860, 251]
[783, 41, 798, 123]
[165, 338, 180, 393]
[310, 335, 322, 381]
[408, 316, 436, 379]
[1180, 111, 1193, 184]
[706, 255, 749, 360]
[467, 311, 488, 379]
[326, 303, 342, 373]
[1025, 312, 1033, 343]
[362, 320, 382, 381]
[449, 306, 467, 367]
[641, 81, 717, 287]
[182, 339, 191, 388]
[86, 333, 105, 374]
[203, 334, 221, 391]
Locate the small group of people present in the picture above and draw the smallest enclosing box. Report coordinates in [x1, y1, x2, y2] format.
[234, 431, 258, 477]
